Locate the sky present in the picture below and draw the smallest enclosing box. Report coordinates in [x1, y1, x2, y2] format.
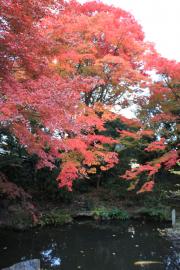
[78, 0, 180, 62]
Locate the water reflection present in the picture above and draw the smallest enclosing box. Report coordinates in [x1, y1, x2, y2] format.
[164, 248, 180, 269]
[41, 245, 61, 267]
[0, 221, 179, 270]
[128, 225, 135, 235]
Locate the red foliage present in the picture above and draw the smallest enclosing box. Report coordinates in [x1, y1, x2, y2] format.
[152, 113, 178, 123]
[118, 129, 154, 140]
[0, 172, 31, 200]
[118, 130, 139, 140]
[145, 138, 166, 152]
[155, 150, 179, 170]
[118, 116, 142, 128]
[1, 0, 150, 190]
[139, 129, 154, 137]
[121, 163, 161, 181]
[86, 135, 117, 145]
[137, 181, 155, 194]
[0, 0, 178, 193]
[57, 161, 79, 191]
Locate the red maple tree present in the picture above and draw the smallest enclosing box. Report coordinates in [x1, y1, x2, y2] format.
[0, 0, 179, 194]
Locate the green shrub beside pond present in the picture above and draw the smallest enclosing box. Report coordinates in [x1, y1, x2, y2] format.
[139, 204, 171, 221]
[92, 207, 129, 220]
[38, 209, 72, 226]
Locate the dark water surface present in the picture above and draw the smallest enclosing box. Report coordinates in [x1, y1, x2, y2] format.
[0, 221, 178, 270]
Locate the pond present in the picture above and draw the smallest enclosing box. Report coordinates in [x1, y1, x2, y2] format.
[0, 221, 179, 270]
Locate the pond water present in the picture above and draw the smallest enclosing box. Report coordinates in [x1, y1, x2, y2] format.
[0, 221, 179, 270]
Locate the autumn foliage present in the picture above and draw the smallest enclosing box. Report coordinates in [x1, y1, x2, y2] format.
[0, 0, 179, 195]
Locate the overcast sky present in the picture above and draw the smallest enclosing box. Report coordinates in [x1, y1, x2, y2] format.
[78, 0, 180, 62]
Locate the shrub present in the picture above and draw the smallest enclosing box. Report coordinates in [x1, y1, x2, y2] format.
[38, 209, 72, 226]
[92, 207, 129, 220]
[139, 204, 171, 221]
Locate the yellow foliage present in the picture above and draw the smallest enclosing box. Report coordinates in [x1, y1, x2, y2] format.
[87, 167, 97, 174]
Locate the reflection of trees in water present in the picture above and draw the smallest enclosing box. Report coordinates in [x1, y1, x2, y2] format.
[0, 223, 176, 270]
[32, 224, 171, 270]
[86, 235, 137, 269]
[95, 241, 112, 265]
[40, 243, 61, 267]
[164, 248, 180, 270]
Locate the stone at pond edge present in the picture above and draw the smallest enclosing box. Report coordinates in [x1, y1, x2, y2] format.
[2, 259, 40, 270]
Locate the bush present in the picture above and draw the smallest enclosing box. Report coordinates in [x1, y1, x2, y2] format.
[92, 207, 129, 220]
[38, 209, 72, 226]
[139, 204, 171, 221]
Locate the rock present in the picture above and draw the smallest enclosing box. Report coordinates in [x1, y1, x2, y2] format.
[73, 211, 94, 218]
[2, 259, 40, 270]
